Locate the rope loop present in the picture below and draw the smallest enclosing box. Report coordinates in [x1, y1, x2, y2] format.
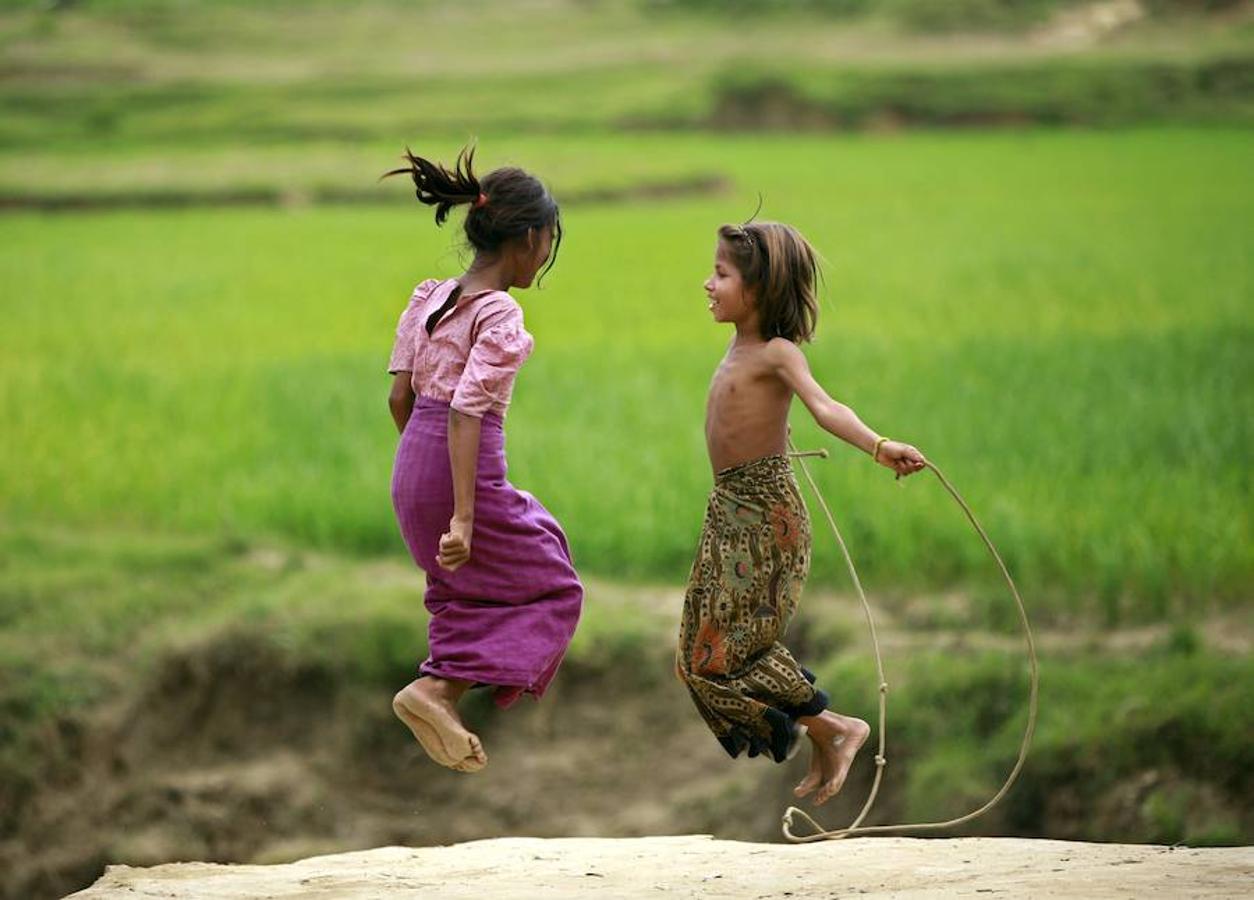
[782, 438, 1038, 843]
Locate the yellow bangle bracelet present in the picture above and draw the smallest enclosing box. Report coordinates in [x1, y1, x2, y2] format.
[872, 436, 889, 462]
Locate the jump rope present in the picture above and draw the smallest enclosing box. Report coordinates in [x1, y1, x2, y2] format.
[781, 438, 1039, 842]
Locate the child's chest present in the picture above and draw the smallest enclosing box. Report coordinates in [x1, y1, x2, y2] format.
[706, 351, 783, 415]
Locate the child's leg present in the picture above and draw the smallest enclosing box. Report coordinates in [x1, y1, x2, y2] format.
[680, 460, 864, 783]
[795, 709, 870, 804]
[392, 675, 488, 772]
[680, 479, 825, 762]
[681, 640, 829, 762]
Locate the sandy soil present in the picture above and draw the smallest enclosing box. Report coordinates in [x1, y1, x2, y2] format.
[69, 835, 1253, 899]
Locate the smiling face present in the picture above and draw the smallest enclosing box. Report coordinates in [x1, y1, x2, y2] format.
[704, 240, 755, 324]
[510, 224, 554, 289]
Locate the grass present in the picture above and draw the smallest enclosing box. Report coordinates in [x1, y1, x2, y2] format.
[0, 137, 722, 206]
[2, 129, 1250, 623]
[3, 525, 1249, 847]
[1, 1, 1250, 150]
[808, 636, 1253, 844]
[712, 53, 1254, 129]
[0, 522, 670, 801]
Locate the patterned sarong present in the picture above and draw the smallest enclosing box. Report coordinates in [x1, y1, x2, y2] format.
[677, 454, 829, 762]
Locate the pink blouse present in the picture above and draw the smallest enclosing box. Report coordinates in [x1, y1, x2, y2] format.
[388, 278, 534, 418]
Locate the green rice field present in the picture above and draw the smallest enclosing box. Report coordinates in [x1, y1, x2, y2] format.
[3, 128, 1250, 625]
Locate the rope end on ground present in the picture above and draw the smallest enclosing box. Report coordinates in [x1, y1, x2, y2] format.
[782, 805, 852, 843]
[781, 806, 806, 843]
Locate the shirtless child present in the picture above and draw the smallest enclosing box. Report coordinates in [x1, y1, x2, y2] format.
[677, 221, 926, 804]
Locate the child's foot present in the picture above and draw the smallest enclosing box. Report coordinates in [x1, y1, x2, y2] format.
[392, 679, 488, 772]
[393, 695, 455, 767]
[793, 733, 831, 798]
[805, 711, 870, 805]
[393, 683, 457, 767]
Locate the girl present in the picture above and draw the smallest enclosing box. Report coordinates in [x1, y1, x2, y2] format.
[677, 220, 926, 805]
[384, 147, 582, 773]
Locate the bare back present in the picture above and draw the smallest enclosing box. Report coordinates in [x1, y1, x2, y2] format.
[704, 338, 793, 474]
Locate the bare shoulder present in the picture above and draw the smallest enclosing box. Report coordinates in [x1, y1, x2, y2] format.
[763, 336, 807, 370]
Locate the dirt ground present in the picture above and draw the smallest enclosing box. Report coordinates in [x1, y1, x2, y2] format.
[68, 834, 1253, 898]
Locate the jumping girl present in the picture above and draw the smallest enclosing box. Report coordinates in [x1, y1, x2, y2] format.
[384, 147, 582, 773]
[677, 220, 926, 805]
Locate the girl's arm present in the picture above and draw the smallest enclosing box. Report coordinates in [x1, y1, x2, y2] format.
[389, 372, 416, 434]
[768, 339, 926, 477]
[438, 409, 481, 571]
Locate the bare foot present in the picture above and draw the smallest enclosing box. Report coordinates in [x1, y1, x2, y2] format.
[793, 733, 827, 798]
[393, 690, 456, 767]
[803, 712, 869, 805]
[392, 679, 488, 772]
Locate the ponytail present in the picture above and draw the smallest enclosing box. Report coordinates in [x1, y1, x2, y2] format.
[382, 143, 563, 282]
[383, 144, 481, 226]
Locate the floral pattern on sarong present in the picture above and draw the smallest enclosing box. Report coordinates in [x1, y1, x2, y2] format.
[676, 455, 829, 762]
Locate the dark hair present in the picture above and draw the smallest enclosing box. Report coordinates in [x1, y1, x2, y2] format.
[383, 144, 562, 282]
[717, 221, 820, 343]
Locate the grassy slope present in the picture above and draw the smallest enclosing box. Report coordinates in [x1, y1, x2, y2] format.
[0, 1, 1251, 153]
[2, 525, 1249, 859]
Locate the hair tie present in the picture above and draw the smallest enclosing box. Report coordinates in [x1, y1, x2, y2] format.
[473, 192, 488, 209]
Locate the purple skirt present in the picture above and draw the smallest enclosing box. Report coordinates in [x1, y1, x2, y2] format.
[391, 397, 583, 708]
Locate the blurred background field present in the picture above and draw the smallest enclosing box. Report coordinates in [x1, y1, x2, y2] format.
[3, 130, 1251, 615]
[1, 2, 1252, 898]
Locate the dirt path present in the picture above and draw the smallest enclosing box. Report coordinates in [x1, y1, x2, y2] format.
[69, 835, 1252, 898]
